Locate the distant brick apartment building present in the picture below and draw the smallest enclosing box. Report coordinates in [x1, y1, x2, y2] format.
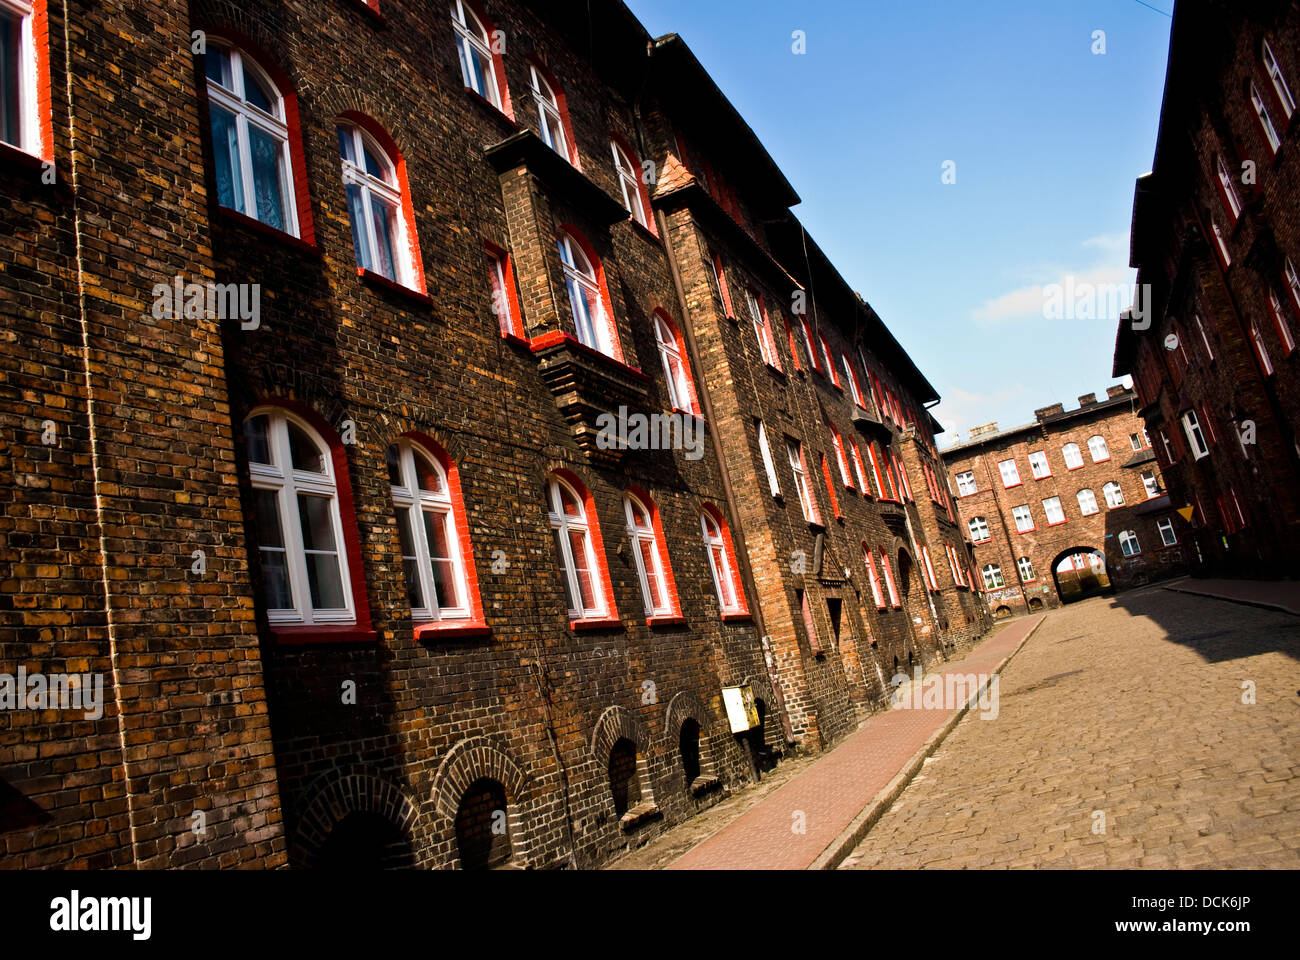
[941, 387, 1191, 617]
[1113, 0, 1300, 580]
[0, 0, 984, 869]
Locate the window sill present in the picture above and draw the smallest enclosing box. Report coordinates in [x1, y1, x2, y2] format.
[413, 621, 491, 640]
[1015, 528, 1037, 535]
[619, 215, 660, 244]
[358, 267, 433, 307]
[569, 615, 623, 631]
[501, 330, 531, 348]
[345, 0, 385, 25]
[646, 615, 687, 628]
[217, 207, 322, 257]
[720, 610, 752, 622]
[1002, 482, 1023, 490]
[1046, 520, 1069, 527]
[764, 363, 787, 380]
[690, 775, 722, 798]
[269, 623, 378, 645]
[620, 801, 662, 831]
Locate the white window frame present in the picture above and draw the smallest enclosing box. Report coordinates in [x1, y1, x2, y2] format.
[842, 354, 864, 407]
[547, 476, 606, 620]
[756, 420, 781, 498]
[1104, 481, 1125, 509]
[849, 440, 869, 495]
[818, 333, 837, 381]
[1142, 470, 1159, 499]
[880, 552, 900, 607]
[745, 289, 777, 367]
[998, 458, 1021, 487]
[1028, 450, 1050, 479]
[452, 0, 501, 109]
[0, 0, 38, 156]
[968, 516, 990, 542]
[1195, 314, 1214, 362]
[246, 409, 355, 625]
[1129, 433, 1143, 452]
[389, 439, 471, 622]
[1012, 504, 1034, 533]
[1017, 556, 1035, 582]
[1212, 221, 1232, 266]
[981, 564, 1004, 591]
[530, 64, 570, 163]
[339, 123, 414, 287]
[1119, 530, 1141, 557]
[1157, 518, 1177, 547]
[654, 313, 693, 413]
[1251, 82, 1281, 154]
[204, 42, 299, 237]
[831, 427, 853, 489]
[1181, 410, 1210, 460]
[787, 439, 818, 523]
[1087, 434, 1109, 463]
[1268, 289, 1296, 354]
[1216, 154, 1242, 221]
[955, 471, 977, 496]
[1080, 488, 1101, 516]
[1264, 39, 1296, 119]
[1062, 442, 1084, 469]
[612, 140, 647, 228]
[558, 232, 614, 357]
[863, 546, 885, 608]
[1252, 320, 1275, 375]
[1042, 496, 1066, 525]
[1285, 258, 1300, 317]
[921, 546, 938, 590]
[489, 249, 514, 335]
[625, 494, 672, 618]
[701, 511, 741, 614]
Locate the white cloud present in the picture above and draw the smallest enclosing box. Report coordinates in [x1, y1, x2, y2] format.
[933, 384, 1030, 447]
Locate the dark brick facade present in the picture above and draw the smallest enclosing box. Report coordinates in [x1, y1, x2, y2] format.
[1, 0, 985, 869]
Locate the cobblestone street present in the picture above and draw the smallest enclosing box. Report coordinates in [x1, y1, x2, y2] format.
[841, 587, 1300, 869]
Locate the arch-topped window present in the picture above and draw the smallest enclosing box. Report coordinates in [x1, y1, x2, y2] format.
[981, 563, 1004, 590]
[530, 63, 573, 164]
[204, 41, 300, 236]
[1103, 481, 1125, 508]
[387, 438, 474, 622]
[1251, 81, 1282, 154]
[1077, 488, 1099, 516]
[558, 230, 619, 358]
[452, 0, 506, 112]
[701, 505, 747, 617]
[968, 516, 991, 543]
[338, 120, 421, 289]
[624, 491, 676, 619]
[612, 138, 649, 229]
[1263, 40, 1296, 120]
[1062, 442, 1084, 469]
[653, 311, 697, 414]
[1087, 434, 1109, 463]
[244, 408, 354, 624]
[546, 474, 613, 622]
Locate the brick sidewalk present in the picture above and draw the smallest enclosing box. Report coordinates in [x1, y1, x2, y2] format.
[666, 615, 1044, 870]
[1161, 578, 1300, 616]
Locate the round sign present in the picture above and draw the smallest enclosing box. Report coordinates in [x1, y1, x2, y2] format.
[1164, 333, 1179, 351]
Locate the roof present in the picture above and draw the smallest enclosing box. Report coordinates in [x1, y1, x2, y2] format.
[1122, 448, 1157, 469]
[940, 391, 1137, 459]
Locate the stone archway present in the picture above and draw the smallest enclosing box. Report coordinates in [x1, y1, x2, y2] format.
[294, 768, 421, 870]
[1050, 546, 1111, 603]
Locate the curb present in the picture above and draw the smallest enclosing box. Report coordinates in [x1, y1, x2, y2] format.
[808, 614, 1047, 871]
[1159, 583, 1298, 618]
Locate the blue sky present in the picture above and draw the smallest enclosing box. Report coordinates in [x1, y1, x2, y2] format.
[624, 0, 1175, 445]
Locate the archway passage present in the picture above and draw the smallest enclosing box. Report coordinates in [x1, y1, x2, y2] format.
[455, 778, 512, 870]
[317, 811, 415, 870]
[1051, 547, 1111, 603]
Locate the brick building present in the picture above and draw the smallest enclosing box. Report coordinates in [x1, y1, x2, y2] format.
[942, 387, 1191, 617]
[0, 0, 983, 869]
[1113, 0, 1300, 580]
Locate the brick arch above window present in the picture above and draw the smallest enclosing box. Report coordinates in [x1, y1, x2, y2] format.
[294, 766, 421, 868]
[431, 734, 530, 821]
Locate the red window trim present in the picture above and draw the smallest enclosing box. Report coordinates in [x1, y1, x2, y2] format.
[710, 251, 735, 319]
[199, 28, 317, 247]
[783, 314, 802, 372]
[458, 0, 514, 120]
[551, 468, 619, 627]
[653, 308, 701, 415]
[843, 352, 867, 409]
[820, 453, 842, 520]
[791, 440, 823, 527]
[22, 0, 54, 165]
[627, 483, 683, 619]
[256, 398, 373, 642]
[556, 223, 625, 362]
[862, 545, 886, 609]
[1268, 290, 1297, 356]
[527, 56, 580, 169]
[798, 589, 821, 654]
[850, 439, 869, 498]
[748, 288, 783, 373]
[346, 0, 385, 25]
[800, 318, 822, 373]
[609, 130, 656, 237]
[879, 550, 901, 608]
[819, 333, 842, 388]
[866, 443, 886, 500]
[702, 502, 750, 617]
[920, 545, 939, 591]
[1012, 506, 1038, 535]
[485, 240, 525, 339]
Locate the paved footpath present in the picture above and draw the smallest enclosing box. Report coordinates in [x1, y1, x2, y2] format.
[841, 587, 1300, 869]
[668, 615, 1043, 870]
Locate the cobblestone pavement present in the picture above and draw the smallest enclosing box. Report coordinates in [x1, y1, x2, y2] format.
[841, 587, 1300, 869]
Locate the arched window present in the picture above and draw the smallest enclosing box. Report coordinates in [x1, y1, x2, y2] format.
[1263, 40, 1296, 120]
[1268, 290, 1296, 355]
[558, 230, 618, 358]
[244, 408, 354, 623]
[1118, 530, 1141, 557]
[1251, 82, 1282, 154]
[1, 0, 49, 157]
[204, 41, 299, 236]
[530, 63, 571, 163]
[338, 121, 419, 288]
[1062, 442, 1084, 469]
[1215, 154, 1242, 222]
[1087, 435, 1110, 462]
[611, 139, 648, 228]
[829, 423, 853, 490]
[1103, 481, 1125, 508]
[1077, 488, 1099, 516]
[862, 545, 885, 608]
[879, 549, 900, 606]
[701, 505, 746, 617]
[387, 438, 471, 622]
[653, 311, 696, 414]
[1251, 319, 1275, 376]
[981, 564, 1004, 590]
[968, 516, 990, 543]
[452, 0, 505, 111]
[624, 491, 674, 618]
[546, 474, 610, 621]
[1017, 556, 1035, 582]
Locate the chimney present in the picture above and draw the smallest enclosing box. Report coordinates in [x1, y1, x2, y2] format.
[969, 422, 999, 440]
[1034, 403, 1064, 422]
[1106, 384, 1127, 399]
[1078, 393, 1097, 407]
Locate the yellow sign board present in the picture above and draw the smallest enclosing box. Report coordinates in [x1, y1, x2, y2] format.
[721, 684, 760, 733]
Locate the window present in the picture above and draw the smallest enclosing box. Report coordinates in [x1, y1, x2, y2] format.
[487, 245, 521, 337]
[1286, 259, 1300, 316]
[968, 516, 990, 543]
[782, 316, 802, 372]
[452, 0, 504, 111]
[244, 409, 354, 624]
[1141, 470, 1159, 499]
[830, 423, 853, 489]
[558, 230, 617, 358]
[612, 140, 648, 228]
[709, 252, 734, 318]
[338, 122, 419, 288]
[981, 564, 1004, 590]
[797, 589, 819, 653]
[786, 439, 820, 524]
[0, 0, 41, 155]
[1012, 504, 1034, 533]
[955, 471, 977, 496]
[1087, 435, 1109, 463]
[867, 444, 887, 499]
[205, 42, 299, 235]
[842, 354, 865, 407]
[1251, 81, 1282, 154]
[1157, 518, 1177, 547]
[863, 545, 885, 608]
[820, 454, 841, 520]
[998, 459, 1021, 487]
[387, 438, 472, 622]
[1017, 556, 1035, 582]
[879, 551, 900, 607]
[654, 311, 696, 413]
[944, 545, 963, 588]
[1028, 451, 1051, 479]
[1129, 433, 1143, 452]
[546, 474, 609, 620]
[1103, 481, 1125, 508]
[1251, 320, 1274, 376]
[1042, 496, 1066, 525]
[1194, 314, 1214, 362]
[1264, 39, 1296, 119]
[921, 546, 939, 590]
[1118, 530, 1140, 557]
[849, 440, 869, 496]
[756, 420, 781, 498]
[1268, 290, 1296, 355]
[702, 506, 746, 616]
[625, 492, 673, 618]
[895, 453, 913, 502]
[530, 63, 571, 163]
[1062, 443, 1083, 469]
[818, 334, 838, 385]
[1181, 410, 1210, 460]
[745, 289, 780, 369]
[1076, 488, 1099, 516]
[800, 319, 821, 372]
[1216, 154, 1242, 222]
[1212, 220, 1232, 267]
